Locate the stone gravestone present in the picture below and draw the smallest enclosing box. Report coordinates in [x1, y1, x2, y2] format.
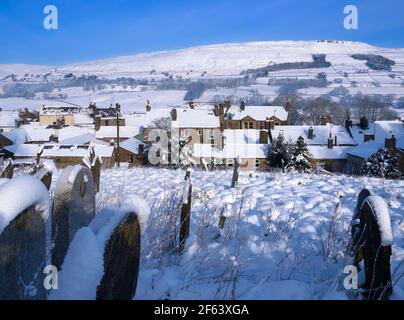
[179, 170, 192, 254]
[350, 191, 393, 300]
[0, 176, 50, 300]
[0, 159, 14, 179]
[35, 169, 53, 190]
[52, 165, 96, 270]
[96, 211, 141, 300]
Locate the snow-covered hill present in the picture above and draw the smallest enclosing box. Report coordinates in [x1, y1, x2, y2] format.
[1, 40, 404, 112]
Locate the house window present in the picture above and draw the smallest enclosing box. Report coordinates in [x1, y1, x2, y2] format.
[198, 130, 202, 136]
[227, 159, 234, 167]
[183, 130, 189, 138]
[249, 122, 254, 129]
[128, 155, 133, 163]
[255, 159, 260, 168]
[208, 130, 214, 139]
[243, 123, 248, 129]
[105, 120, 109, 126]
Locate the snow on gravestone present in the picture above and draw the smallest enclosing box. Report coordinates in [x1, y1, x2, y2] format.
[350, 191, 393, 300]
[35, 169, 53, 190]
[52, 165, 96, 270]
[50, 196, 149, 300]
[0, 176, 50, 300]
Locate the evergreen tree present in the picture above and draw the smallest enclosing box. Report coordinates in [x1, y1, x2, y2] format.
[361, 148, 401, 179]
[268, 133, 291, 169]
[288, 136, 313, 172]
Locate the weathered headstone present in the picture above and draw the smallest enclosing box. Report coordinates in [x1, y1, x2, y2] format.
[179, 170, 192, 254]
[52, 165, 96, 270]
[0, 176, 50, 300]
[350, 191, 393, 300]
[96, 211, 141, 300]
[35, 169, 53, 190]
[0, 159, 14, 179]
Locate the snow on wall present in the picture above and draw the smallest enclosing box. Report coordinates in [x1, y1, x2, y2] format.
[0, 175, 50, 236]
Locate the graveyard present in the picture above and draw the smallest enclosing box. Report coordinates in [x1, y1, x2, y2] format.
[0, 162, 403, 300]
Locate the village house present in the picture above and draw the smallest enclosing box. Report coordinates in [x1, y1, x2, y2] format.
[38, 105, 81, 126]
[118, 137, 147, 167]
[270, 124, 357, 172]
[95, 126, 141, 143]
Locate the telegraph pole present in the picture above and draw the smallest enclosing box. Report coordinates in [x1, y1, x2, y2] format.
[116, 104, 121, 167]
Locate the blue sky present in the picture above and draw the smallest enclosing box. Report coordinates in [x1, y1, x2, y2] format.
[0, 0, 403, 65]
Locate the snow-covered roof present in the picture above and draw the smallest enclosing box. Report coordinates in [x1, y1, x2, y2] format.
[21, 123, 92, 142]
[171, 108, 220, 129]
[193, 144, 268, 159]
[223, 129, 262, 144]
[59, 133, 96, 145]
[1, 128, 28, 144]
[39, 105, 83, 116]
[4, 144, 114, 158]
[350, 121, 404, 146]
[4, 144, 41, 157]
[228, 106, 288, 122]
[125, 113, 146, 127]
[144, 109, 173, 128]
[307, 146, 350, 160]
[346, 140, 384, 159]
[73, 113, 94, 126]
[0, 110, 18, 128]
[120, 137, 145, 154]
[271, 124, 355, 146]
[95, 126, 140, 139]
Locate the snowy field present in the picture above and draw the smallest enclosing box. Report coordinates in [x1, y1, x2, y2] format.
[86, 167, 404, 300]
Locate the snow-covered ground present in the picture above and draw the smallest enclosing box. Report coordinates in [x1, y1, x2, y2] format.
[89, 167, 404, 300]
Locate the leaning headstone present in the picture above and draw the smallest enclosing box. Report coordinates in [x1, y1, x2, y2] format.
[0, 176, 50, 300]
[350, 192, 393, 300]
[96, 211, 141, 300]
[0, 159, 14, 179]
[52, 165, 96, 270]
[179, 170, 192, 254]
[35, 169, 53, 190]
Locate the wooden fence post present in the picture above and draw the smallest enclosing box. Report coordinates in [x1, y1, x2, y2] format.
[179, 169, 192, 254]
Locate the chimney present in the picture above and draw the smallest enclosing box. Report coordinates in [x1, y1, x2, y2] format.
[138, 144, 145, 154]
[328, 133, 334, 149]
[95, 115, 101, 131]
[171, 108, 177, 121]
[49, 134, 59, 143]
[345, 118, 353, 129]
[359, 117, 369, 130]
[189, 100, 195, 109]
[240, 101, 246, 111]
[334, 135, 338, 146]
[364, 134, 375, 142]
[308, 127, 314, 140]
[259, 130, 268, 144]
[146, 100, 151, 112]
[385, 135, 396, 150]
